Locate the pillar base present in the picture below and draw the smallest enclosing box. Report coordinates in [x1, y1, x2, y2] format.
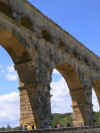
[72, 121, 85, 127]
[19, 87, 37, 130]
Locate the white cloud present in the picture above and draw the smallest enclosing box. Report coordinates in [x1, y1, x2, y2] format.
[0, 92, 20, 127]
[50, 72, 73, 114]
[92, 89, 99, 112]
[6, 65, 18, 81]
[6, 74, 18, 81]
[0, 64, 18, 81]
[53, 69, 60, 75]
[7, 65, 15, 73]
[51, 78, 69, 97]
[51, 69, 100, 113]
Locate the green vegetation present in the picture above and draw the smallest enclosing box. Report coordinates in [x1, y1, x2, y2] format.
[52, 113, 72, 127]
[93, 112, 100, 125]
[51, 112, 100, 127]
[0, 112, 100, 131]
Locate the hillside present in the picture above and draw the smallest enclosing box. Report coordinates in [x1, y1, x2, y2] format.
[52, 112, 100, 127]
[52, 113, 72, 127]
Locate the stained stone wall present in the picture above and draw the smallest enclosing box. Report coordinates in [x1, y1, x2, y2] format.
[0, 0, 100, 129]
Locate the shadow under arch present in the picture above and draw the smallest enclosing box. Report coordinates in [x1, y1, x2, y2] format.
[54, 62, 93, 126]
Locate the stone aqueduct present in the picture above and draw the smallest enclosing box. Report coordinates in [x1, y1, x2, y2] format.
[0, 0, 100, 129]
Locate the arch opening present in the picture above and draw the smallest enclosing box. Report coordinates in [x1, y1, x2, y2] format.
[92, 88, 100, 112]
[0, 45, 19, 128]
[50, 61, 86, 127]
[50, 62, 98, 127]
[50, 68, 73, 127]
[92, 88, 100, 125]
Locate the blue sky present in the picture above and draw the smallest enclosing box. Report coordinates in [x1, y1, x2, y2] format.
[0, 0, 100, 127]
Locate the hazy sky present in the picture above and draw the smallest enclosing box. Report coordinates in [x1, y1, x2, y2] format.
[0, 0, 100, 127]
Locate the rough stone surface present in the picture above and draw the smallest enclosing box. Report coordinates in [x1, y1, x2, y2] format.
[0, 0, 100, 129]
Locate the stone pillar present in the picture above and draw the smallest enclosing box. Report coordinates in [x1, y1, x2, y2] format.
[25, 83, 52, 129]
[29, 64, 52, 129]
[19, 86, 37, 130]
[70, 82, 93, 127]
[15, 62, 52, 129]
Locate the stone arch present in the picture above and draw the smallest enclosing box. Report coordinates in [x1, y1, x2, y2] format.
[54, 62, 93, 126]
[0, 16, 37, 129]
[0, 31, 31, 65]
[0, 14, 54, 129]
[0, 16, 54, 130]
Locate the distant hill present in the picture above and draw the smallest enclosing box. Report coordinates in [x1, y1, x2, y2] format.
[52, 113, 72, 127]
[52, 112, 100, 127]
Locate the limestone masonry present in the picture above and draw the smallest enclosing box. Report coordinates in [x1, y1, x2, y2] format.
[0, 0, 100, 129]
